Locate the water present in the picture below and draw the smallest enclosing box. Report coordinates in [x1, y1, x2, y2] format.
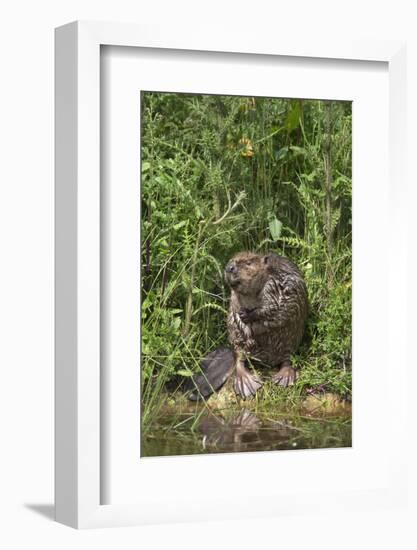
[142, 407, 352, 457]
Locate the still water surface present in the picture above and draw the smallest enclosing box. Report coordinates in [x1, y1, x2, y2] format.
[142, 408, 352, 457]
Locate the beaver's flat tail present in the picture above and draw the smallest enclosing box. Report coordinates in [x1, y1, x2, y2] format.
[187, 347, 234, 401]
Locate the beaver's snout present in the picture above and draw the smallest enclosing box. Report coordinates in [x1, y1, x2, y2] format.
[225, 262, 240, 288]
[225, 262, 237, 274]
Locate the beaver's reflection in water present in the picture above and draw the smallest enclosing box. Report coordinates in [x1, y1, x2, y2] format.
[198, 409, 297, 453]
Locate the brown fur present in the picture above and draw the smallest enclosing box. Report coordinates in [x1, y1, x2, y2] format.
[225, 252, 308, 368]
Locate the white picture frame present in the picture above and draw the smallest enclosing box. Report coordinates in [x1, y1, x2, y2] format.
[55, 21, 407, 529]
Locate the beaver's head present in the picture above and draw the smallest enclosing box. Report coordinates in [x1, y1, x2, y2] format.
[225, 252, 271, 296]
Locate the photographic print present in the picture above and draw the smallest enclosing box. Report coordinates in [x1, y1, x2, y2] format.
[140, 92, 352, 457]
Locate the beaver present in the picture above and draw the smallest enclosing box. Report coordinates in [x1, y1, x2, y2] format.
[226, 251, 308, 398]
[188, 252, 308, 400]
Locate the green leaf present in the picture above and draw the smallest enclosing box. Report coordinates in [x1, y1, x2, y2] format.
[289, 145, 307, 156]
[177, 369, 194, 377]
[276, 145, 306, 161]
[286, 100, 302, 132]
[268, 215, 283, 241]
[276, 146, 289, 161]
[173, 220, 187, 230]
[172, 317, 181, 330]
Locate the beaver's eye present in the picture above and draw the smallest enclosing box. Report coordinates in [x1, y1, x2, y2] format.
[246, 260, 252, 266]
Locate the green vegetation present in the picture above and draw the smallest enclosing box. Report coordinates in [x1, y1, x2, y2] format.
[141, 92, 352, 429]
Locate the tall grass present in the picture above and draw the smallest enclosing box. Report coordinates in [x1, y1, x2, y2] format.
[141, 92, 352, 428]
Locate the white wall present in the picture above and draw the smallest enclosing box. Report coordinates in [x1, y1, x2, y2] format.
[0, 1, 416, 548]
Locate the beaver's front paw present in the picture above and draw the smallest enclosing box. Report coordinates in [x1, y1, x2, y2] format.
[239, 307, 258, 324]
[245, 338, 256, 352]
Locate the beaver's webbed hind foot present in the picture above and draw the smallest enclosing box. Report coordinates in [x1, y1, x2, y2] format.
[272, 362, 298, 387]
[234, 364, 263, 399]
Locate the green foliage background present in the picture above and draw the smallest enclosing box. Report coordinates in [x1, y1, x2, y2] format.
[141, 92, 352, 422]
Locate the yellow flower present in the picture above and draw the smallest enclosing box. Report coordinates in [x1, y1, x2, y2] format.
[240, 97, 256, 112]
[239, 137, 254, 157]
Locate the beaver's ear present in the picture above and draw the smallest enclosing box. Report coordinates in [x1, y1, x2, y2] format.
[263, 255, 270, 264]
